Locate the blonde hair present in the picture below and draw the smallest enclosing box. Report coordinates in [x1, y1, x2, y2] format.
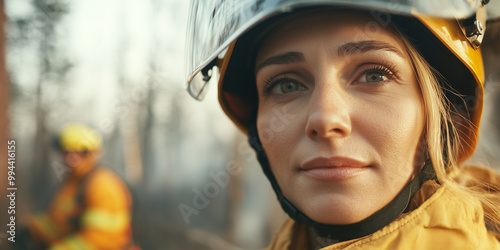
[399, 31, 500, 232]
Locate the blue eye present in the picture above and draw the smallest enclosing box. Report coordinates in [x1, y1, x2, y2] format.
[364, 72, 387, 83]
[279, 81, 303, 93]
[356, 65, 395, 84]
[263, 75, 306, 95]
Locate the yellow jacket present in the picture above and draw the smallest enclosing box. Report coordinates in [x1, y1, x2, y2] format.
[29, 166, 134, 250]
[268, 168, 500, 250]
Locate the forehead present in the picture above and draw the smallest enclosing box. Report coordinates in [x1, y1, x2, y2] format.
[256, 10, 405, 61]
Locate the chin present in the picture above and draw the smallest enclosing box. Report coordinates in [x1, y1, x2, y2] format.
[301, 197, 374, 225]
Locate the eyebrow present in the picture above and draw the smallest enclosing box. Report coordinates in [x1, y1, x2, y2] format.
[255, 52, 305, 73]
[338, 40, 404, 57]
[255, 40, 403, 73]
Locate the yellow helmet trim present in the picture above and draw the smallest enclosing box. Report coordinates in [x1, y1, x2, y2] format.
[60, 123, 102, 152]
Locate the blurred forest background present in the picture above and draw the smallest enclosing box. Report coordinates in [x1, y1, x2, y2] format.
[0, 0, 499, 249]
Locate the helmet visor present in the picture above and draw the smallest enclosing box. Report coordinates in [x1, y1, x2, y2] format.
[186, 0, 481, 100]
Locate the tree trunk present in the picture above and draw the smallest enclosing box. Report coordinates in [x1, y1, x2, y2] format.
[0, 0, 11, 245]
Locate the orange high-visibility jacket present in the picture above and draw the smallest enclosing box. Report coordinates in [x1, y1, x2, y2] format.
[268, 166, 500, 250]
[30, 167, 134, 250]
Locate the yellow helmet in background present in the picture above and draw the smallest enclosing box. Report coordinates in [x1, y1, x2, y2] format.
[186, 0, 493, 162]
[59, 123, 102, 152]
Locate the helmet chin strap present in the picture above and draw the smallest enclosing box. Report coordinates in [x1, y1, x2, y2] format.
[248, 124, 437, 241]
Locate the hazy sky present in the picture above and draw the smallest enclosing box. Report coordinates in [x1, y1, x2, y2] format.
[6, 0, 240, 184]
[6, 0, 231, 132]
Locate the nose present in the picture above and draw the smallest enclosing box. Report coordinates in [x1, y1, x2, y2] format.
[305, 88, 352, 139]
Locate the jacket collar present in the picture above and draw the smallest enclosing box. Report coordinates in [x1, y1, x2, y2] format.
[268, 180, 500, 249]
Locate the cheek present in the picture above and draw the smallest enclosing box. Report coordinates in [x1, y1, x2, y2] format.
[361, 93, 425, 168]
[257, 104, 305, 173]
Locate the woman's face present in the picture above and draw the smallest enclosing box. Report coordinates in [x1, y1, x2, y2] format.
[255, 11, 425, 224]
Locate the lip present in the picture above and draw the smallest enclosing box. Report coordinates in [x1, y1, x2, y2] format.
[300, 156, 370, 181]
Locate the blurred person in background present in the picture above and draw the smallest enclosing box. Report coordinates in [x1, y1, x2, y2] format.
[25, 123, 138, 250]
[187, 0, 500, 249]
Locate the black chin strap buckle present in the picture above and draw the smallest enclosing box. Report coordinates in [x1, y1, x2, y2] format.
[201, 60, 216, 82]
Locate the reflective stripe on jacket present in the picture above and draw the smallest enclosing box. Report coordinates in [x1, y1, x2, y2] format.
[268, 168, 500, 250]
